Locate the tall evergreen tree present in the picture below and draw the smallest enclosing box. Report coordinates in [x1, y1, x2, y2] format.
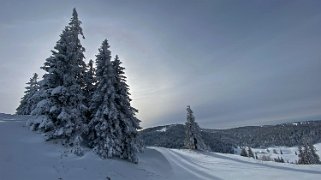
[113, 55, 141, 162]
[84, 59, 96, 101]
[20, 8, 142, 162]
[184, 105, 207, 151]
[88, 39, 122, 159]
[83, 59, 96, 121]
[31, 8, 87, 145]
[87, 41, 141, 163]
[16, 73, 40, 115]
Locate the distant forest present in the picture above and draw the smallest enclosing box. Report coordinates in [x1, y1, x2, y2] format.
[140, 120, 321, 153]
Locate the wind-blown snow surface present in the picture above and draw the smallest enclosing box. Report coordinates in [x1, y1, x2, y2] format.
[1, 114, 321, 180]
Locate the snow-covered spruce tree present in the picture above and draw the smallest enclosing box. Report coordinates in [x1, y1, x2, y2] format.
[298, 143, 321, 164]
[309, 144, 321, 164]
[240, 147, 248, 157]
[84, 59, 96, 102]
[83, 59, 96, 121]
[184, 105, 207, 151]
[31, 9, 87, 149]
[248, 147, 255, 158]
[298, 145, 305, 164]
[274, 157, 285, 163]
[87, 41, 141, 163]
[16, 73, 40, 115]
[113, 55, 141, 162]
[87, 39, 122, 160]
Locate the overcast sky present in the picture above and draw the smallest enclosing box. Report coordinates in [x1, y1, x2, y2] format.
[0, 0, 320, 129]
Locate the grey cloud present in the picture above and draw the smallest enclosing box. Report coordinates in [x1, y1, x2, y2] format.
[0, 0, 320, 128]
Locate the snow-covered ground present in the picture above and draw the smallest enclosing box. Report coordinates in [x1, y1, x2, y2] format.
[1, 114, 321, 180]
[249, 144, 321, 164]
[156, 127, 167, 132]
[234, 143, 321, 164]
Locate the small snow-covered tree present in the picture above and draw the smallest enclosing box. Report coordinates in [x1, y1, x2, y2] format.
[298, 145, 305, 164]
[274, 157, 285, 163]
[113, 55, 141, 162]
[309, 144, 321, 164]
[240, 147, 248, 157]
[184, 105, 207, 151]
[31, 8, 87, 146]
[298, 144, 310, 164]
[298, 143, 321, 164]
[248, 147, 255, 158]
[16, 73, 40, 115]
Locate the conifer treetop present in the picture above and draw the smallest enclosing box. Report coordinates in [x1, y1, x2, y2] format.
[186, 105, 195, 123]
[95, 39, 112, 79]
[16, 73, 40, 115]
[70, 8, 85, 39]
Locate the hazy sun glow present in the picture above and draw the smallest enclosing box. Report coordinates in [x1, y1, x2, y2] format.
[1, 0, 320, 128]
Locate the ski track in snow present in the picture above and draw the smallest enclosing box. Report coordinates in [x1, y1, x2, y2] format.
[1, 115, 321, 180]
[154, 147, 321, 180]
[155, 148, 222, 180]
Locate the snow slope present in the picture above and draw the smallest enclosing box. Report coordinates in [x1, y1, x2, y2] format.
[156, 127, 167, 132]
[1, 114, 321, 180]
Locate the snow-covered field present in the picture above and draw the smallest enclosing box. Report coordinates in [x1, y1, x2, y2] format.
[1, 115, 321, 180]
[250, 144, 321, 164]
[234, 143, 321, 164]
